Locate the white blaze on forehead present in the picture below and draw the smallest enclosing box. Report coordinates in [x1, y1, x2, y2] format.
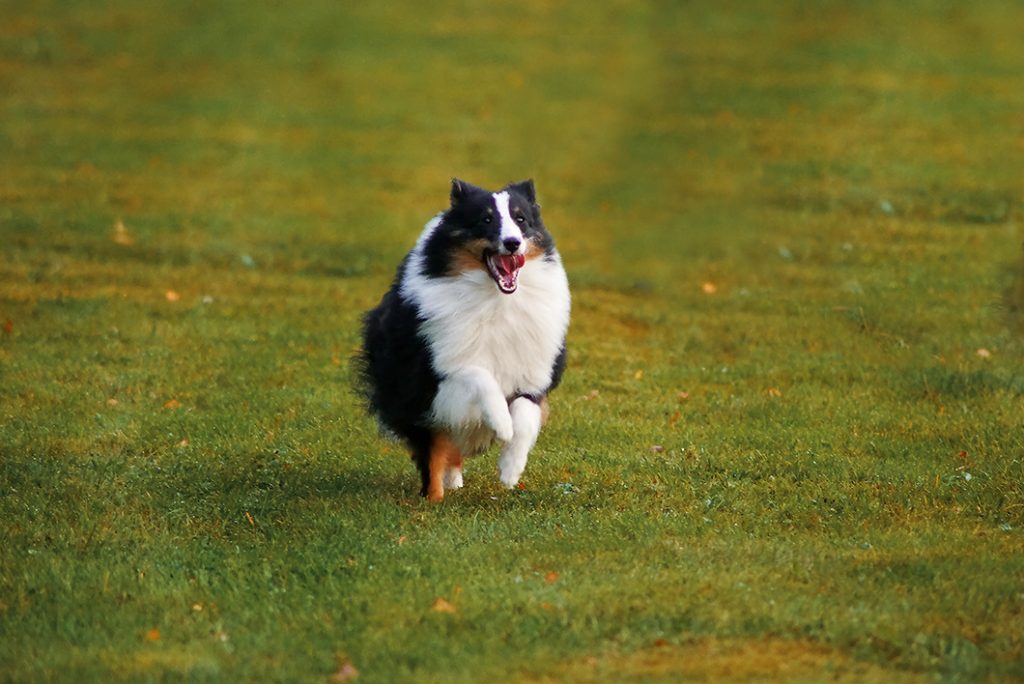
[492, 191, 524, 248]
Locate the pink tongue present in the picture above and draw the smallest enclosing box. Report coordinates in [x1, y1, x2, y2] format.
[497, 254, 525, 275]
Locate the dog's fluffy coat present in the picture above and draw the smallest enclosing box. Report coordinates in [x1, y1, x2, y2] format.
[360, 179, 570, 500]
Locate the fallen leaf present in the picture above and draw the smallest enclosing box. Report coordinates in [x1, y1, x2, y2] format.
[976, 348, 992, 359]
[431, 597, 457, 614]
[178, 438, 190, 448]
[650, 445, 665, 453]
[164, 399, 181, 410]
[668, 411, 682, 427]
[165, 290, 180, 302]
[766, 387, 782, 397]
[112, 219, 134, 246]
[145, 628, 161, 642]
[634, 370, 644, 380]
[2, 319, 12, 335]
[653, 638, 669, 648]
[701, 281, 717, 294]
[582, 389, 600, 400]
[544, 571, 559, 584]
[244, 511, 255, 527]
[331, 660, 359, 682]
[192, 603, 203, 612]
[397, 535, 407, 546]
[107, 398, 119, 407]
[677, 391, 689, 402]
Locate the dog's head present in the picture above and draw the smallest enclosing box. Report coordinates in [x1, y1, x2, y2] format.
[423, 178, 554, 295]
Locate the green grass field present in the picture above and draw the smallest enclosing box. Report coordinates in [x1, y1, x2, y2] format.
[3, 1, 1023, 681]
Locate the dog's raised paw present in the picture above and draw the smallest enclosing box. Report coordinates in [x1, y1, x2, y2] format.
[493, 415, 514, 442]
[482, 401, 514, 442]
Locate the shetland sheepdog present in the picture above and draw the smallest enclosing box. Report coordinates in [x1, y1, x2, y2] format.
[360, 178, 570, 501]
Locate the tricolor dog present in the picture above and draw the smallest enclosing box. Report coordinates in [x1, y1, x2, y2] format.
[360, 179, 570, 500]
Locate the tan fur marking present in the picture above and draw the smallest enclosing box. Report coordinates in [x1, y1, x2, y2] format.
[448, 239, 490, 276]
[524, 241, 546, 262]
[448, 449, 464, 472]
[427, 432, 461, 502]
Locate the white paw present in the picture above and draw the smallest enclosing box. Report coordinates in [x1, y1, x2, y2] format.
[484, 404, 514, 443]
[443, 467, 464, 490]
[498, 450, 526, 489]
[499, 468, 521, 489]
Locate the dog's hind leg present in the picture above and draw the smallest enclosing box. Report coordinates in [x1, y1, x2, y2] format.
[408, 428, 434, 498]
[443, 449, 464, 490]
[498, 397, 545, 489]
[432, 366, 513, 442]
[426, 431, 461, 502]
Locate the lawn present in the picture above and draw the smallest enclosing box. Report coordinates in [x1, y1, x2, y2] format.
[2, 1, 1023, 681]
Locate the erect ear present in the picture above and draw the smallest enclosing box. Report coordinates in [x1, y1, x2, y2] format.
[508, 179, 537, 204]
[450, 178, 486, 206]
[450, 178, 466, 205]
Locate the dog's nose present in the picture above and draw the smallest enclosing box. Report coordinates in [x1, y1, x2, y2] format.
[502, 237, 521, 254]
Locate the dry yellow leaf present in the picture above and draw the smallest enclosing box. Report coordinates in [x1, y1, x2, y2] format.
[112, 219, 134, 246]
[331, 659, 359, 682]
[431, 597, 457, 614]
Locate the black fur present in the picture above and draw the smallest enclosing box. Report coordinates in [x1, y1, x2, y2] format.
[359, 257, 439, 494]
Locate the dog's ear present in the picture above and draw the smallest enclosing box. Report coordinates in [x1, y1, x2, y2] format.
[450, 178, 466, 205]
[450, 178, 485, 206]
[508, 179, 537, 205]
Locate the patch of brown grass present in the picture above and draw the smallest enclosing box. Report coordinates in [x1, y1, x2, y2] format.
[534, 637, 926, 683]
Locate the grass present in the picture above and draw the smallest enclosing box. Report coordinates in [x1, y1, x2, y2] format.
[2, 0, 1023, 681]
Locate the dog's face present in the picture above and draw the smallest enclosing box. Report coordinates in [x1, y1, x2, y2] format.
[424, 178, 554, 294]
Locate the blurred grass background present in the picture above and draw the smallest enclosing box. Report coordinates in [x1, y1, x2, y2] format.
[2, 1, 1023, 681]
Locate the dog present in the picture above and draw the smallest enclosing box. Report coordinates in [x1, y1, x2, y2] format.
[359, 178, 570, 501]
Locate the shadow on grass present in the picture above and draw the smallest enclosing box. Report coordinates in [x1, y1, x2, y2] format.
[0, 446, 420, 541]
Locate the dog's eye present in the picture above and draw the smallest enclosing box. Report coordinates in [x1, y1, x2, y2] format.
[515, 215, 526, 224]
[482, 216, 492, 224]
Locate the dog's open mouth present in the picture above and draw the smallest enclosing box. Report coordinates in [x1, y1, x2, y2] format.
[485, 250, 526, 294]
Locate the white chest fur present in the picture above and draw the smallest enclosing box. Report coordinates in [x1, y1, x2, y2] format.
[400, 243, 570, 397]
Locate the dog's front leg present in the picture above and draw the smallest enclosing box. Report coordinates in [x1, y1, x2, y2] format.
[432, 366, 513, 441]
[498, 397, 543, 489]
